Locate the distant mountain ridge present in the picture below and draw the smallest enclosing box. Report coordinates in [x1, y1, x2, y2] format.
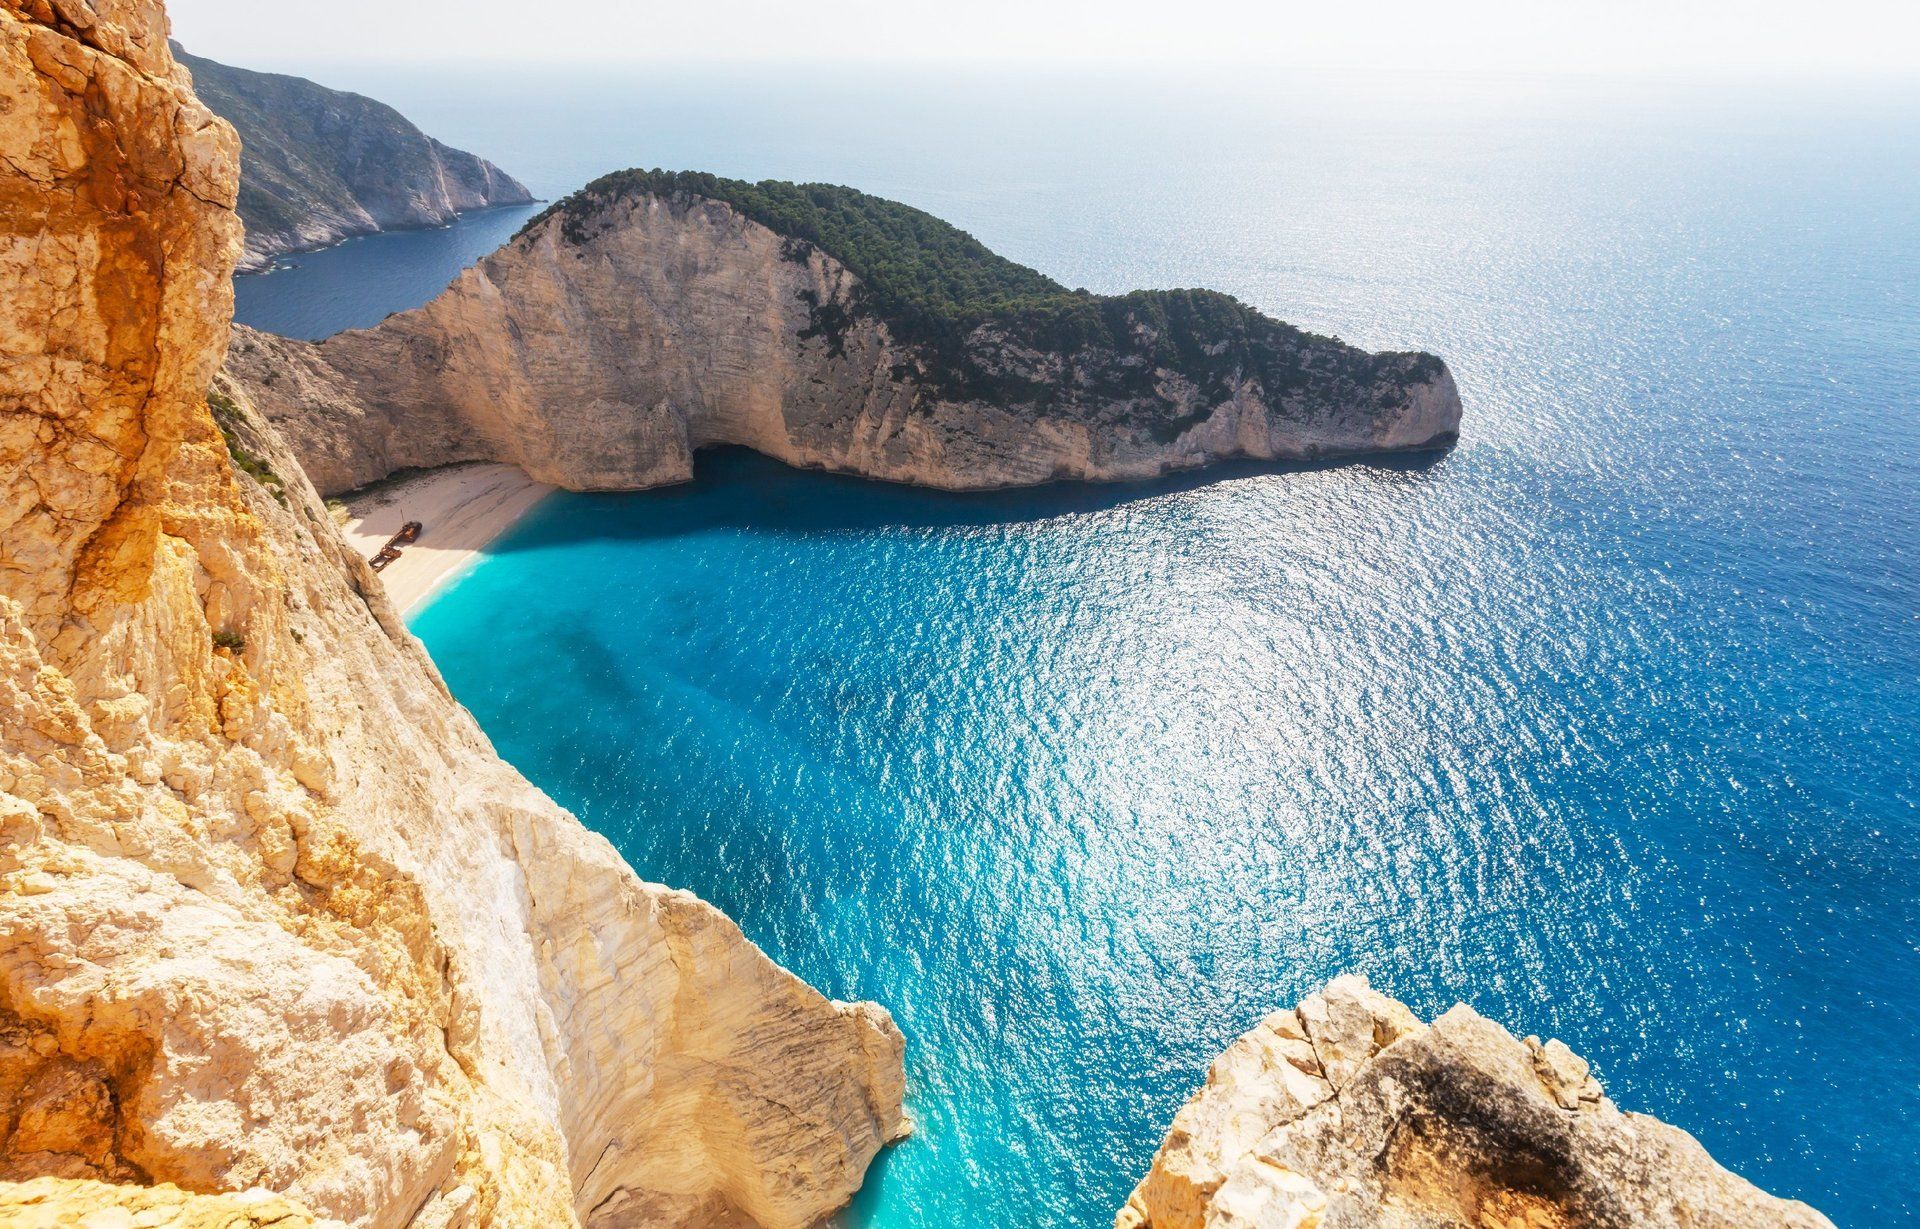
[173, 44, 535, 271]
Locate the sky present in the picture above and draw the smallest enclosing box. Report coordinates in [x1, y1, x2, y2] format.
[167, 0, 1920, 76]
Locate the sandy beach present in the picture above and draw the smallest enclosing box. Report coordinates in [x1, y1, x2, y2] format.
[341, 463, 554, 614]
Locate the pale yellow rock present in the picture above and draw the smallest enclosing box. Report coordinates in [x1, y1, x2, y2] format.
[1527, 1034, 1604, 1111]
[0, 5, 905, 1228]
[0, 1175, 329, 1227]
[1121, 977, 1415, 1229]
[225, 190, 1462, 499]
[1119, 977, 1835, 1229]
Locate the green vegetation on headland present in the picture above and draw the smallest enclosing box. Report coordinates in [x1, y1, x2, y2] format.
[521, 170, 1061, 320]
[521, 170, 1444, 408]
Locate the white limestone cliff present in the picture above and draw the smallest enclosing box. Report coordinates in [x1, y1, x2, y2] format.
[0, 5, 904, 1226]
[226, 188, 1462, 498]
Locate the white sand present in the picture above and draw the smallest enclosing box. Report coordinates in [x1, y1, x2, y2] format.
[342, 463, 554, 615]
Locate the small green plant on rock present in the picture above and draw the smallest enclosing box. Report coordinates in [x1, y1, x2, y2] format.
[207, 391, 289, 507]
[211, 629, 246, 652]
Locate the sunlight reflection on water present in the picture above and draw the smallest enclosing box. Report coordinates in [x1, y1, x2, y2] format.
[287, 66, 1919, 1228]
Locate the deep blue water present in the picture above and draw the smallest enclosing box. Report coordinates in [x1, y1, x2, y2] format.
[234, 204, 539, 339]
[254, 66, 1916, 1226]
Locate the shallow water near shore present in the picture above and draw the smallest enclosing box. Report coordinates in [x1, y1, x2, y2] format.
[252, 66, 1920, 1226]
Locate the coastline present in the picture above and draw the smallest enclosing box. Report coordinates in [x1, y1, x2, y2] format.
[340, 462, 554, 615]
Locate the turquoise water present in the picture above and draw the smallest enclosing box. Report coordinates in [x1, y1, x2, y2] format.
[258, 67, 1917, 1225]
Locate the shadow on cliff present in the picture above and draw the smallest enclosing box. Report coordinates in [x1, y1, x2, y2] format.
[483, 445, 1454, 551]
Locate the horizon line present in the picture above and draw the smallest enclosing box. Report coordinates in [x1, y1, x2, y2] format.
[178, 50, 1920, 85]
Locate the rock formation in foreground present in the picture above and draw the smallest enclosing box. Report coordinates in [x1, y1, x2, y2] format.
[225, 171, 1462, 497]
[172, 43, 534, 273]
[0, 7, 902, 1227]
[1119, 976, 1833, 1229]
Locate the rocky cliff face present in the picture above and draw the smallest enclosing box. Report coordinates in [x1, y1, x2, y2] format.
[172, 44, 533, 273]
[225, 181, 1461, 498]
[0, 6, 903, 1227]
[1119, 977, 1833, 1229]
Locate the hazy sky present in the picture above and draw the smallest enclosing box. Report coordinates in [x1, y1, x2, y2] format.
[167, 0, 1920, 74]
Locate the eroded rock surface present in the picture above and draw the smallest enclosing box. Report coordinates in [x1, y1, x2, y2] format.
[0, 5, 903, 1226]
[226, 181, 1461, 497]
[1118, 976, 1833, 1229]
[0, 1176, 327, 1227]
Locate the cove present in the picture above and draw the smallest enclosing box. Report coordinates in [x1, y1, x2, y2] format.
[412, 442, 1915, 1228]
[297, 66, 1920, 1227]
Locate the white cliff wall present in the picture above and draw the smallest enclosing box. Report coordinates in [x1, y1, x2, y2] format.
[0, 7, 904, 1227]
[228, 191, 1461, 498]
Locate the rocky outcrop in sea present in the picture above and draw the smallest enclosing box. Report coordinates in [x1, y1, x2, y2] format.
[1119, 977, 1833, 1229]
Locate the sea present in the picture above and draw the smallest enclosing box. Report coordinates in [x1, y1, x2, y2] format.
[232, 64, 1919, 1226]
